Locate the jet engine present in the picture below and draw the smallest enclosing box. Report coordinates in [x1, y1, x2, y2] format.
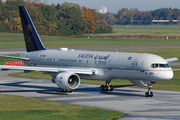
[130, 80, 148, 87]
[55, 72, 80, 91]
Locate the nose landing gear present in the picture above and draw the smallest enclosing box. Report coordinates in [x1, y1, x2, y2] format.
[100, 80, 113, 91]
[145, 81, 153, 97]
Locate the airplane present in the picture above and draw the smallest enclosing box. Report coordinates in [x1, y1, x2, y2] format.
[0, 6, 178, 97]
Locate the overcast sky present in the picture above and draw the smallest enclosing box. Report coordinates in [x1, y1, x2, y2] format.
[2, 0, 180, 13]
[48, 0, 180, 13]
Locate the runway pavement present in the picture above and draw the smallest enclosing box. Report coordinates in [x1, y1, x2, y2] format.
[0, 71, 180, 120]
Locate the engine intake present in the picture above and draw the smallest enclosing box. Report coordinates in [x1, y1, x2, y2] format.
[55, 72, 80, 91]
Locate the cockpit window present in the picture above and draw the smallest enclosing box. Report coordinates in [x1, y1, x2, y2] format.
[166, 63, 170, 68]
[128, 57, 132, 60]
[150, 63, 170, 68]
[159, 64, 166, 68]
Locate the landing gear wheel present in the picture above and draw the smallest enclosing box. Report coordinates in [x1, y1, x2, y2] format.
[59, 88, 64, 92]
[149, 92, 153, 97]
[145, 81, 153, 97]
[110, 85, 113, 91]
[100, 80, 114, 92]
[59, 88, 72, 93]
[104, 85, 109, 91]
[100, 85, 104, 91]
[69, 90, 72, 93]
[145, 92, 149, 97]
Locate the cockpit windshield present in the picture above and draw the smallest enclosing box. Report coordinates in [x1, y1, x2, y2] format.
[150, 63, 170, 68]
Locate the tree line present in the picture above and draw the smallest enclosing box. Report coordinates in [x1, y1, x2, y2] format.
[104, 8, 180, 25]
[0, 0, 113, 36]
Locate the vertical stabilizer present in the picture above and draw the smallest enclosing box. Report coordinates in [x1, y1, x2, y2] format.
[19, 6, 46, 52]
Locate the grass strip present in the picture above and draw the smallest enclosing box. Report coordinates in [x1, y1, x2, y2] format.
[1, 32, 180, 48]
[0, 94, 124, 120]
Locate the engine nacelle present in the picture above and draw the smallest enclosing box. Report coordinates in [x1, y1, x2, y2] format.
[130, 80, 148, 87]
[55, 72, 80, 91]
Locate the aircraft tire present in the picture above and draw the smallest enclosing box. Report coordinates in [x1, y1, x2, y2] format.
[149, 92, 153, 97]
[104, 85, 109, 91]
[100, 85, 104, 91]
[69, 90, 72, 93]
[110, 85, 113, 91]
[145, 92, 149, 97]
[59, 88, 64, 92]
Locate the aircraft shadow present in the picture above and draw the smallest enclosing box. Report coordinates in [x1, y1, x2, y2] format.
[0, 81, 144, 97]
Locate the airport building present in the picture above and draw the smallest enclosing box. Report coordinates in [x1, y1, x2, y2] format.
[152, 20, 180, 25]
[99, 7, 107, 14]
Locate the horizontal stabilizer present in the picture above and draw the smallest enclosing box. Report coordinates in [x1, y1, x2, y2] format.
[165, 57, 178, 63]
[0, 55, 29, 61]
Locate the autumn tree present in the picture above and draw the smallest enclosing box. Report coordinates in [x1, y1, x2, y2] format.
[24, 1, 35, 7]
[82, 7, 96, 33]
[97, 13, 104, 20]
[94, 20, 113, 33]
[39, 5, 57, 23]
[0, 20, 5, 32]
[25, 0, 45, 8]
[59, 2, 83, 15]
[143, 11, 152, 25]
[106, 14, 115, 25]
[5, 0, 24, 11]
[51, 3, 56, 8]
[0, 0, 3, 6]
[14, 17, 22, 32]
[117, 8, 129, 24]
[57, 6, 86, 36]
[130, 16, 134, 24]
[46, 22, 56, 33]
[4, 19, 13, 32]
[27, 6, 48, 35]
[55, 3, 60, 11]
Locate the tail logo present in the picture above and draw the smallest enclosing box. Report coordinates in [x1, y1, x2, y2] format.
[25, 24, 32, 47]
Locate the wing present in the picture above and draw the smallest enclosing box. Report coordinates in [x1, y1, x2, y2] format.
[0, 65, 95, 75]
[165, 57, 178, 63]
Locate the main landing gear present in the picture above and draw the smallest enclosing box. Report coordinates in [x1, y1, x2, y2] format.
[145, 81, 153, 97]
[100, 80, 113, 91]
[59, 88, 72, 93]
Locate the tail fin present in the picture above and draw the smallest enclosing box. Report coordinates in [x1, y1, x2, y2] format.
[19, 6, 46, 52]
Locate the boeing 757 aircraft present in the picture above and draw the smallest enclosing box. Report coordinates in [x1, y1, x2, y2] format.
[0, 6, 178, 97]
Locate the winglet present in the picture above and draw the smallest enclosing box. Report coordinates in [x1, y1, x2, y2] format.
[19, 6, 46, 52]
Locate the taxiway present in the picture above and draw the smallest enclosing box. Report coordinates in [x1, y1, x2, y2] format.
[0, 71, 180, 120]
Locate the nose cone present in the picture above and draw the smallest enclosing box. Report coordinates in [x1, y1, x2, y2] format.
[160, 70, 173, 81]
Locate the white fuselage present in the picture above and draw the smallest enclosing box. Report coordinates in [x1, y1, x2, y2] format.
[20, 49, 173, 82]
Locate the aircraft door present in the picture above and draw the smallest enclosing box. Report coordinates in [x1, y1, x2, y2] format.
[141, 61, 145, 71]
